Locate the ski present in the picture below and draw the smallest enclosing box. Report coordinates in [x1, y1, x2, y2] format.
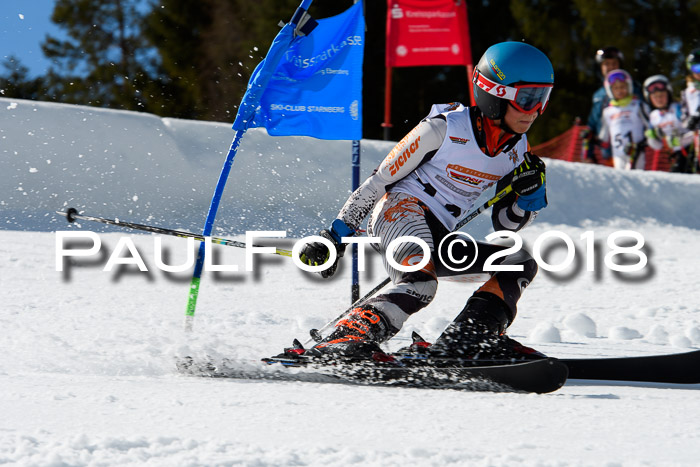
[401, 331, 700, 385]
[177, 353, 568, 394]
[562, 349, 700, 384]
[176, 344, 698, 391]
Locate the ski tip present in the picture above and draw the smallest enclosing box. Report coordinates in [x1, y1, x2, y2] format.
[411, 331, 427, 344]
[65, 207, 78, 223]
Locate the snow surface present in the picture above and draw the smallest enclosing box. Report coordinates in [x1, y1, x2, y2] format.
[2, 97, 700, 466]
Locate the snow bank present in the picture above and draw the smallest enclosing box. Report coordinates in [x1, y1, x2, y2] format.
[3, 97, 700, 235]
[0, 97, 391, 234]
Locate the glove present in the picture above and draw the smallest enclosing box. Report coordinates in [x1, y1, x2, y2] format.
[511, 152, 547, 211]
[623, 141, 637, 158]
[665, 135, 681, 149]
[644, 128, 659, 141]
[512, 152, 546, 197]
[298, 219, 352, 278]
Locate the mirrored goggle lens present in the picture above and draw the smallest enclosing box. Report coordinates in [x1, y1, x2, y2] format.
[647, 82, 667, 93]
[607, 72, 628, 84]
[514, 86, 552, 111]
[691, 64, 700, 74]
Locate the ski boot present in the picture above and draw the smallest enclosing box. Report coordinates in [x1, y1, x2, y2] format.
[429, 293, 546, 361]
[305, 305, 396, 361]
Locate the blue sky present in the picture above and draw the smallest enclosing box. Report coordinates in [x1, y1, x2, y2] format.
[1, 0, 63, 76]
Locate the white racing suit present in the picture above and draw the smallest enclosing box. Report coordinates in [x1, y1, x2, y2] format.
[336, 103, 542, 335]
[599, 97, 650, 170]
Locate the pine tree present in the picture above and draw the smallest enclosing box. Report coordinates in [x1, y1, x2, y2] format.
[41, 0, 163, 112]
[0, 57, 48, 100]
[143, 0, 324, 122]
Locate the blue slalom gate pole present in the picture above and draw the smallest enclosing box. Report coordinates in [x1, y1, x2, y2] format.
[184, 131, 245, 331]
[183, 0, 319, 332]
[351, 140, 361, 303]
[181, 0, 369, 330]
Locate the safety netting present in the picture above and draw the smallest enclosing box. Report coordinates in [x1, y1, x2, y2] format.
[531, 120, 675, 172]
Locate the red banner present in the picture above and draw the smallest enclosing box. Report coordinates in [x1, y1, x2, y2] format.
[386, 0, 472, 68]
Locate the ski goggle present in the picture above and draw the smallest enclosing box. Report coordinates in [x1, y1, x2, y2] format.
[606, 71, 629, 84]
[690, 63, 700, 74]
[646, 82, 667, 93]
[473, 69, 553, 114]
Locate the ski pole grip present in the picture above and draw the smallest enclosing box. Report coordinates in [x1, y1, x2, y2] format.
[66, 208, 78, 223]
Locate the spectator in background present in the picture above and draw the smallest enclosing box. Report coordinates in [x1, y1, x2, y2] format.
[585, 47, 644, 163]
[680, 49, 700, 173]
[599, 69, 650, 170]
[644, 75, 693, 173]
[681, 49, 700, 129]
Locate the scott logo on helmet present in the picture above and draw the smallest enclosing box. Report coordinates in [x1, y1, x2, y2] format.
[474, 71, 516, 99]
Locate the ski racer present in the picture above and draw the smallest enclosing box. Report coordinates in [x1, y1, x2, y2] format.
[680, 49, 700, 173]
[293, 42, 554, 361]
[598, 69, 650, 170]
[681, 49, 700, 131]
[584, 47, 643, 164]
[643, 75, 694, 173]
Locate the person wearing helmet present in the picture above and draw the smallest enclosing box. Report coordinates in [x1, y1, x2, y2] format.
[680, 49, 700, 173]
[644, 75, 694, 173]
[598, 69, 651, 170]
[681, 49, 700, 131]
[284, 42, 553, 361]
[585, 47, 644, 164]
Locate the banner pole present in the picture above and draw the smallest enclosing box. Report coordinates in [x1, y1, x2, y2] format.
[382, 66, 393, 140]
[185, 0, 316, 332]
[185, 130, 245, 332]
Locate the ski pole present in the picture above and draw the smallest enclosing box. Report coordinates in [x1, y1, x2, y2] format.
[693, 130, 699, 174]
[57, 182, 511, 263]
[57, 208, 293, 257]
[453, 184, 512, 230]
[305, 183, 512, 345]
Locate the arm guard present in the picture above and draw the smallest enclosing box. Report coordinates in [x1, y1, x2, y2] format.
[337, 117, 446, 230]
[491, 174, 537, 233]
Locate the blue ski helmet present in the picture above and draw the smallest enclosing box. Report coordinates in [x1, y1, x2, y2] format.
[472, 42, 554, 120]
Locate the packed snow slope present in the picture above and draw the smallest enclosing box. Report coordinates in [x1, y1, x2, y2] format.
[2, 97, 700, 466]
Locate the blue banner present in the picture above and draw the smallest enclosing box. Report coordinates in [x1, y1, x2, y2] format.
[233, 2, 364, 140]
